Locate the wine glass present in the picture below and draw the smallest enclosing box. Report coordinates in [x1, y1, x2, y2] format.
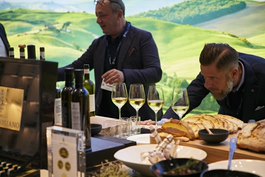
[147, 85, 164, 128]
[129, 84, 145, 121]
[111, 83, 128, 120]
[171, 87, 189, 119]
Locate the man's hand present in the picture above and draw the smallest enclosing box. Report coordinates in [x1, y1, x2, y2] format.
[102, 69, 125, 85]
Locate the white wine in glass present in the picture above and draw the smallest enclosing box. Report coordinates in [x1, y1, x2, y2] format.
[129, 84, 145, 121]
[111, 83, 128, 120]
[147, 85, 164, 128]
[171, 88, 189, 119]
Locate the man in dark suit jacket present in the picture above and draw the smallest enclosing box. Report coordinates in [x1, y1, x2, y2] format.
[58, 0, 162, 120]
[0, 23, 10, 57]
[164, 43, 265, 122]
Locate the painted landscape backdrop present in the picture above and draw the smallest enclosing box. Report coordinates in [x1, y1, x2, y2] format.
[1, 0, 265, 116]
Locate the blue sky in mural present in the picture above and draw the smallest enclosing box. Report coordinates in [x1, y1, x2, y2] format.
[1, 0, 185, 16]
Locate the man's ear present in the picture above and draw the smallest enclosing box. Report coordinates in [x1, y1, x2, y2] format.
[117, 9, 124, 18]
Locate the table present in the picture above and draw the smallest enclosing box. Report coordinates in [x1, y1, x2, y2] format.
[41, 116, 265, 177]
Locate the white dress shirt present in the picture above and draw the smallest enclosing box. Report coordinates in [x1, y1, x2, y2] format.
[0, 36, 7, 57]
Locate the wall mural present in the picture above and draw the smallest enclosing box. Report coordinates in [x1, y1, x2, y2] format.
[1, 0, 265, 114]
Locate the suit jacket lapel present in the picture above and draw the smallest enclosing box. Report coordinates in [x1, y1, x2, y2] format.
[117, 25, 134, 69]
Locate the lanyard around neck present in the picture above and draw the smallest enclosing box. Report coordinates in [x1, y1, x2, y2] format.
[107, 23, 131, 66]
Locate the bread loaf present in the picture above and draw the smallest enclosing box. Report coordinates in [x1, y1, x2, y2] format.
[237, 120, 265, 153]
[153, 114, 243, 141]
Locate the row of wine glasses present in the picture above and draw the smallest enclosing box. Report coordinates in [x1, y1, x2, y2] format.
[111, 83, 190, 127]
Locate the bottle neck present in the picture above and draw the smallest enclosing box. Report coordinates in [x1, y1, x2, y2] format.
[65, 75, 73, 87]
[84, 69, 90, 80]
[74, 69, 84, 89]
[75, 80, 83, 89]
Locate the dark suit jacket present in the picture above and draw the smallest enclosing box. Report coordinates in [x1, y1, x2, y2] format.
[164, 53, 265, 122]
[58, 23, 162, 120]
[0, 23, 10, 56]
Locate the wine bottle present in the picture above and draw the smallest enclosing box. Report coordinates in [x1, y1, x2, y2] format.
[19, 45, 26, 59]
[83, 64, 95, 116]
[54, 82, 62, 126]
[40, 47, 45, 61]
[61, 67, 74, 128]
[71, 69, 91, 150]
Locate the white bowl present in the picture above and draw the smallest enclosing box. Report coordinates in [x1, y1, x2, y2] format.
[209, 159, 265, 177]
[114, 144, 207, 177]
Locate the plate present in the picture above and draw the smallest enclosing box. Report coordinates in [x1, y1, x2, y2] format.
[126, 133, 151, 144]
[114, 144, 207, 177]
[209, 159, 265, 177]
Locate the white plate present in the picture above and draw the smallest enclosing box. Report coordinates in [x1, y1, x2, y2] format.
[126, 133, 151, 144]
[114, 144, 207, 177]
[209, 159, 265, 177]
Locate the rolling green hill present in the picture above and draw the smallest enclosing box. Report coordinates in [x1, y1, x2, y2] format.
[136, 0, 246, 25]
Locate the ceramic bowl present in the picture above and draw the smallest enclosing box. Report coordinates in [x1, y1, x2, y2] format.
[150, 158, 208, 177]
[91, 123, 102, 136]
[200, 169, 261, 177]
[198, 129, 229, 144]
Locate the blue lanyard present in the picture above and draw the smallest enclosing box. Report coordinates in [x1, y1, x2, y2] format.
[108, 23, 131, 65]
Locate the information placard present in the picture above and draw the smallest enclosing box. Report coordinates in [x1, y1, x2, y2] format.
[46, 126, 86, 177]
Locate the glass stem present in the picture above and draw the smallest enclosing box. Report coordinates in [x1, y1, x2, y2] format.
[155, 112, 158, 129]
[136, 109, 140, 121]
[119, 108, 121, 120]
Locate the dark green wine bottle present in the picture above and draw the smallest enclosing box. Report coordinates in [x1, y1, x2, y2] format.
[83, 64, 95, 117]
[71, 69, 91, 150]
[61, 67, 74, 128]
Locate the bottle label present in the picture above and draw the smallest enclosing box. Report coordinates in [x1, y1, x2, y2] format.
[20, 52, 25, 59]
[84, 68, 90, 74]
[71, 102, 81, 130]
[40, 52, 45, 60]
[9, 51, 14, 57]
[89, 94, 95, 112]
[54, 98, 62, 126]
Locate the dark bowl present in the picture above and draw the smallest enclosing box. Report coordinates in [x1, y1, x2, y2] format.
[151, 158, 208, 177]
[198, 129, 229, 144]
[91, 123, 102, 136]
[200, 169, 261, 177]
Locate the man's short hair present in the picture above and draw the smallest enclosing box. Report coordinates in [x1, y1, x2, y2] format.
[199, 43, 239, 71]
[95, 0, 125, 15]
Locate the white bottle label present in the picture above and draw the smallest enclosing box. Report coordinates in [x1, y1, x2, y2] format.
[89, 94, 95, 112]
[54, 98, 62, 126]
[40, 51, 45, 60]
[71, 102, 81, 130]
[84, 68, 90, 74]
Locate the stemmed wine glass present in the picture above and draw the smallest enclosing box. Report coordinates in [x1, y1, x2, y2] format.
[111, 83, 128, 120]
[171, 87, 189, 119]
[147, 85, 164, 128]
[129, 84, 145, 121]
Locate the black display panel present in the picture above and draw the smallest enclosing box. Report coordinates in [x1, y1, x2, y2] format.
[0, 57, 58, 168]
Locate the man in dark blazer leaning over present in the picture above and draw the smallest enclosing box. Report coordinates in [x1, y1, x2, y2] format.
[0, 23, 10, 57]
[164, 43, 265, 123]
[58, 0, 162, 120]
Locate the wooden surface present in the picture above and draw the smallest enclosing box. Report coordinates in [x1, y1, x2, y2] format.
[181, 135, 265, 163]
